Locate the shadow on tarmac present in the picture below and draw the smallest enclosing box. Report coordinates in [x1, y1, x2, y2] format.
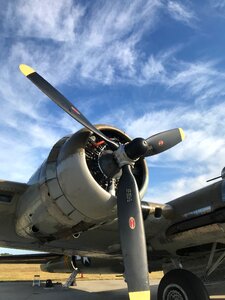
[0, 281, 159, 300]
[1, 280, 225, 300]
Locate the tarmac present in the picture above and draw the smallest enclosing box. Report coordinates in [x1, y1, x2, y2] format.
[0, 280, 225, 300]
[0, 280, 158, 300]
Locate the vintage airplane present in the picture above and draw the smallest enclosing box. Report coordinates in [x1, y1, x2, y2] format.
[0, 64, 224, 300]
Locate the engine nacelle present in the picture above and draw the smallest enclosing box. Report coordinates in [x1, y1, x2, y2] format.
[40, 255, 124, 274]
[16, 125, 148, 240]
[40, 256, 75, 273]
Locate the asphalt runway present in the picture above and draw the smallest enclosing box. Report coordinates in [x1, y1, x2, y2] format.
[0, 280, 225, 300]
[0, 280, 157, 300]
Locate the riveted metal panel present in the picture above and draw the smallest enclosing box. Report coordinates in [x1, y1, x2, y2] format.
[47, 178, 63, 200]
[39, 183, 75, 227]
[56, 195, 74, 215]
[46, 162, 57, 180]
[69, 209, 84, 224]
[57, 153, 117, 219]
[47, 146, 61, 162]
[47, 136, 69, 163]
[39, 161, 47, 185]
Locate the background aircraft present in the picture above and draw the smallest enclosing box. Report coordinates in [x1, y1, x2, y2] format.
[0, 65, 225, 300]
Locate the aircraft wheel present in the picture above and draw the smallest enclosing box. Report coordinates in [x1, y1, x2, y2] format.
[157, 269, 209, 300]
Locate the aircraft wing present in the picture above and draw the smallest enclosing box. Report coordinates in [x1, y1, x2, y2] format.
[0, 253, 62, 264]
[0, 180, 28, 200]
[142, 180, 225, 283]
[0, 180, 35, 251]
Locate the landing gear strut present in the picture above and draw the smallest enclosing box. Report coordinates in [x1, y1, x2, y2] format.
[63, 269, 78, 288]
[157, 269, 209, 300]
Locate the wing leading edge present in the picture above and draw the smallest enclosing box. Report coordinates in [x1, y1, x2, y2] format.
[0, 180, 28, 194]
[0, 180, 28, 203]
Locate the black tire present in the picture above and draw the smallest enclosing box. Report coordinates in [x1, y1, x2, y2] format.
[157, 269, 209, 300]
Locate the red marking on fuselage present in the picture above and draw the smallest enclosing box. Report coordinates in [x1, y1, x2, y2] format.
[129, 217, 136, 230]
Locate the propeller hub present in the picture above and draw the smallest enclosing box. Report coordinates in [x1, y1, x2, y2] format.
[124, 138, 149, 160]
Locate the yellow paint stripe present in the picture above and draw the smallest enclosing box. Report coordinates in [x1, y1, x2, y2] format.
[179, 128, 185, 141]
[129, 290, 150, 300]
[19, 64, 35, 76]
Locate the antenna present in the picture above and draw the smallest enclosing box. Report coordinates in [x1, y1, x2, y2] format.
[207, 167, 225, 183]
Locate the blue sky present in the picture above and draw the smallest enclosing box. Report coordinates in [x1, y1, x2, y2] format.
[1, 0, 225, 253]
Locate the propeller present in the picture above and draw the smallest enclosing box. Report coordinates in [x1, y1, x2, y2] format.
[19, 64, 185, 300]
[117, 164, 150, 299]
[19, 65, 118, 151]
[124, 128, 185, 160]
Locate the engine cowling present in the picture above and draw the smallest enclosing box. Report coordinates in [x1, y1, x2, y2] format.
[40, 256, 75, 273]
[40, 255, 124, 274]
[16, 125, 148, 240]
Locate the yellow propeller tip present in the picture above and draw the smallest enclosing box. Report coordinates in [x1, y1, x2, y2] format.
[129, 291, 151, 300]
[19, 64, 35, 76]
[179, 128, 185, 141]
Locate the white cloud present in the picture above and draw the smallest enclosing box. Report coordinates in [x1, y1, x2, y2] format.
[137, 56, 225, 104]
[119, 102, 225, 202]
[0, 0, 170, 183]
[2, 0, 166, 86]
[6, 0, 84, 42]
[141, 55, 165, 82]
[1, 0, 225, 259]
[123, 103, 225, 167]
[209, 0, 225, 11]
[167, 1, 196, 26]
[1, 0, 201, 89]
[146, 174, 208, 203]
[0, 0, 224, 198]
[167, 60, 225, 102]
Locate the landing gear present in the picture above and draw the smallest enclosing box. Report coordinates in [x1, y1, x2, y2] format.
[62, 269, 78, 288]
[157, 269, 209, 300]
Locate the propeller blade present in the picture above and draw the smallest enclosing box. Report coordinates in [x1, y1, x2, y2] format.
[19, 64, 118, 150]
[117, 165, 150, 300]
[144, 128, 185, 157]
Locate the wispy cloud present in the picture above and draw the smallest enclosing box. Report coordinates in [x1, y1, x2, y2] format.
[209, 0, 225, 12]
[141, 55, 166, 83]
[0, 0, 165, 181]
[5, 0, 84, 42]
[167, 60, 225, 102]
[147, 174, 208, 203]
[167, 1, 197, 26]
[1, 0, 225, 258]
[123, 102, 225, 166]
[118, 102, 225, 202]
[2, 0, 198, 88]
[135, 55, 225, 104]
[1, 0, 224, 198]
[2, 0, 164, 85]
